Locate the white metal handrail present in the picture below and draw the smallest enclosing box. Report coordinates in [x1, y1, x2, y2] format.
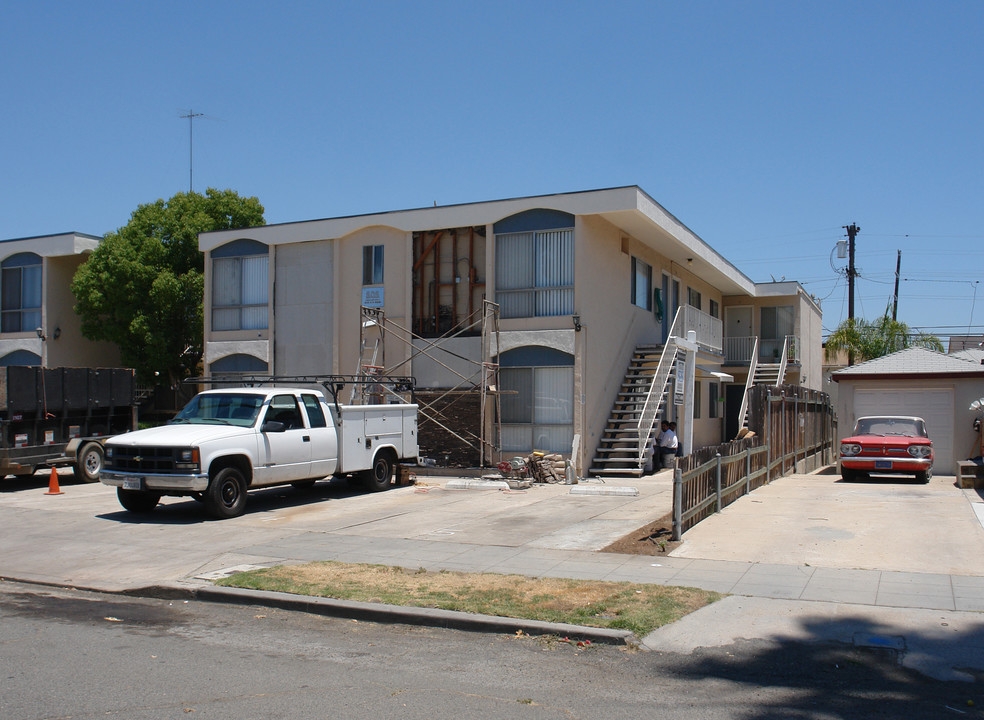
[777, 335, 789, 386]
[679, 304, 723, 353]
[737, 337, 759, 430]
[635, 308, 683, 464]
[725, 336, 756, 363]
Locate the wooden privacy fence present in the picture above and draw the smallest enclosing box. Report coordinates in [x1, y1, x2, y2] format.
[673, 384, 837, 540]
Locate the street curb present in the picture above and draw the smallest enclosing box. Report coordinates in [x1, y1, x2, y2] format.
[128, 583, 639, 647]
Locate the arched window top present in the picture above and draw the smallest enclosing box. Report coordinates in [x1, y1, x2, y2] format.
[493, 209, 574, 235]
[212, 239, 268, 258]
[500, 346, 574, 367]
[0, 350, 41, 366]
[1, 252, 42, 268]
[210, 354, 269, 374]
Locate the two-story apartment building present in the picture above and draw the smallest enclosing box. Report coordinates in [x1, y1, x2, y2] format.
[198, 186, 821, 475]
[0, 232, 120, 368]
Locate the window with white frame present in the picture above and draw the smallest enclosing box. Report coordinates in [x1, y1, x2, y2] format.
[499, 346, 574, 453]
[688, 287, 702, 311]
[631, 257, 652, 310]
[363, 245, 384, 285]
[1, 253, 42, 334]
[494, 210, 574, 319]
[211, 240, 269, 331]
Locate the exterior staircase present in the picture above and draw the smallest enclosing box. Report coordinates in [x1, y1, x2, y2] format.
[737, 337, 790, 431]
[589, 344, 679, 477]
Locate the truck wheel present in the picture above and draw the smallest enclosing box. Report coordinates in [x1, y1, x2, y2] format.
[117, 488, 161, 513]
[205, 467, 247, 519]
[363, 453, 393, 492]
[74, 443, 104, 483]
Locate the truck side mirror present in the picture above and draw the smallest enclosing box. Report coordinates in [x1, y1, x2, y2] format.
[262, 420, 286, 433]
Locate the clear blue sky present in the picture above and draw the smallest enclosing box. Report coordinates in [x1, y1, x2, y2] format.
[3, 1, 982, 341]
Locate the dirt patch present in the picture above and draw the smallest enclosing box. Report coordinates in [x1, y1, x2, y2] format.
[600, 512, 681, 556]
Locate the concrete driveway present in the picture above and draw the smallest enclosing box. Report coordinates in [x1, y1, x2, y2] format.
[671, 469, 984, 576]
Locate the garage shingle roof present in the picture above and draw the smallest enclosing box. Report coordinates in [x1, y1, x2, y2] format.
[832, 346, 984, 380]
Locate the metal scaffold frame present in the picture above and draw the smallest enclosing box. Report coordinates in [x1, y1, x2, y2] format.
[355, 300, 501, 467]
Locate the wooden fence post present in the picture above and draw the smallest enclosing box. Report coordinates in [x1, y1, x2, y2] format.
[745, 447, 752, 494]
[715, 453, 722, 512]
[672, 467, 683, 541]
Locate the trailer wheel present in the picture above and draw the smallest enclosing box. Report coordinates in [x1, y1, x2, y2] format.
[74, 443, 104, 483]
[363, 452, 394, 492]
[205, 467, 247, 519]
[117, 488, 161, 513]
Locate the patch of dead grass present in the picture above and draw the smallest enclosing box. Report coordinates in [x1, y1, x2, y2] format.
[216, 561, 720, 636]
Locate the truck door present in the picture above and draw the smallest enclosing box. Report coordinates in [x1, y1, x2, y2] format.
[300, 393, 338, 478]
[256, 394, 312, 484]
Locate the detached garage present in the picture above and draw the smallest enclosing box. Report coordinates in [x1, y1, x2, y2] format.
[832, 347, 984, 475]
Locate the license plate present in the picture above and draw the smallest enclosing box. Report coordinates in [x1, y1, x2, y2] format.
[123, 478, 143, 490]
[874, 460, 892, 470]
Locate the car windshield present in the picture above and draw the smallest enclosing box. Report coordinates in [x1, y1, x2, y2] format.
[171, 393, 264, 427]
[853, 417, 927, 438]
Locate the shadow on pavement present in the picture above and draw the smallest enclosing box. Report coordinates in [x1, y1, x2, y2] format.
[96, 477, 373, 523]
[665, 615, 984, 718]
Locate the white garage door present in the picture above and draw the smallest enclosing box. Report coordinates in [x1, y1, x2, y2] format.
[853, 388, 954, 474]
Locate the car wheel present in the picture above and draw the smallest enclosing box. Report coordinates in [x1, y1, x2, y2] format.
[841, 468, 858, 482]
[205, 467, 247, 519]
[74, 443, 104, 483]
[117, 487, 161, 513]
[363, 453, 394, 492]
[916, 468, 932, 483]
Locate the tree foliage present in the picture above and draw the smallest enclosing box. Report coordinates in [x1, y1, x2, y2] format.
[824, 309, 944, 364]
[72, 188, 265, 385]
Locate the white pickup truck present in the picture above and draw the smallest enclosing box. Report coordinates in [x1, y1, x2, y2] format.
[99, 385, 418, 518]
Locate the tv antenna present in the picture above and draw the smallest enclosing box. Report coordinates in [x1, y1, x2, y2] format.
[179, 109, 205, 192]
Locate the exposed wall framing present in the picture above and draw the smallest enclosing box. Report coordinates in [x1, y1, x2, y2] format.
[412, 226, 487, 338]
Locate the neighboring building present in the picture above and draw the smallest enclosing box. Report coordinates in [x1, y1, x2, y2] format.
[948, 335, 984, 353]
[198, 186, 822, 474]
[832, 347, 984, 474]
[0, 232, 120, 368]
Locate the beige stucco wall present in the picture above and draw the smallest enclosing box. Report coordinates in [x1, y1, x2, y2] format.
[333, 226, 412, 378]
[42, 255, 121, 368]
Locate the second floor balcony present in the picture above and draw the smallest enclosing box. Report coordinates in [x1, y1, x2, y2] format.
[725, 334, 800, 365]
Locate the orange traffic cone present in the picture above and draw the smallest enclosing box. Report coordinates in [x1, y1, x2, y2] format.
[44, 467, 64, 496]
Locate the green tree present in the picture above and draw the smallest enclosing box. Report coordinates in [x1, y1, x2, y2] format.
[824, 308, 943, 364]
[72, 188, 265, 386]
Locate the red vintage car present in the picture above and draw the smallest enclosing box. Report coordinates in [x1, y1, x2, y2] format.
[839, 416, 934, 483]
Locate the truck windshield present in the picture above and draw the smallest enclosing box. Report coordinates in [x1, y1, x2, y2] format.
[171, 393, 264, 427]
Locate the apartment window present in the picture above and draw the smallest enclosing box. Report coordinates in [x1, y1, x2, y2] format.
[363, 245, 384, 285]
[709, 299, 720, 318]
[1, 253, 42, 334]
[494, 209, 575, 319]
[694, 381, 701, 419]
[499, 346, 574, 454]
[631, 257, 652, 310]
[212, 240, 269, 331]
[709, 382, 719, 419]
[687, 287, 702, 311]
[760, 305, 795, 360]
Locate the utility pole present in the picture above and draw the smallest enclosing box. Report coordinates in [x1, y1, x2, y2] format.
[892, 249, 902, 321]
[844, 223, 861, 366]
[179, 109, 204, 192]
[845, 223, 860, 321]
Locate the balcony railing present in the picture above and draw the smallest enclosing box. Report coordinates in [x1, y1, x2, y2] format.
[679, 305, 722, 354]
[726, 334, 799, 364]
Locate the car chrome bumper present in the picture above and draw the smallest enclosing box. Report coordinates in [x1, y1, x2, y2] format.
[100, 470, 209, 492]
[840, 458, 932, 473]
